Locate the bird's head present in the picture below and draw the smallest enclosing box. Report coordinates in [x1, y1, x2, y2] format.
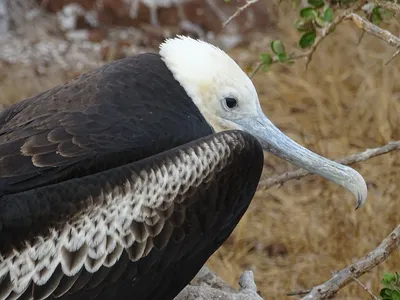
[159, 35, 367, 208]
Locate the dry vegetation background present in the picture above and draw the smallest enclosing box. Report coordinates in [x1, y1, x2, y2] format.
[0, 2, 399, 299]
[208, 6, 400, 299]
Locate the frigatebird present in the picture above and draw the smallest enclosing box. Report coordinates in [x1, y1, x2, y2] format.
[0, 36, 367, 300]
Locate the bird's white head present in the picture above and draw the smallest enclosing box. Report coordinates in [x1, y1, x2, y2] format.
[159, 35, 367, 208]
[160, 35, 260, 132]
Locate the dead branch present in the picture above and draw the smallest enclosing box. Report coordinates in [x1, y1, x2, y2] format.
[222, 0, 259, 27]
[175, 267, 262, 300]
[258, 140, 400, 189]
[351, 277, 379, 300]
[347, 11, 400, 64]
[300, 224, 400, 300]
[347, 12, 400, 48]
[286, 289, 311, 296]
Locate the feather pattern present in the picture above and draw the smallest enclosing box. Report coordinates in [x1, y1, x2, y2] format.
[0, 130, 263, 300]
[0, 53, 212, 196]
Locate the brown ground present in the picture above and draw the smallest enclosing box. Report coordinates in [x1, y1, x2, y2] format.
[0, 6, 399, 300]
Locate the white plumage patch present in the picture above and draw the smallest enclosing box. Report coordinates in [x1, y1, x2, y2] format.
[0, 132, 243, 300]
[159, 35, 261, 133]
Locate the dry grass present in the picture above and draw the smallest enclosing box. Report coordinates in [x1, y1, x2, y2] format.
[0, 7, 399, 299]
[207, 8, 400, 300]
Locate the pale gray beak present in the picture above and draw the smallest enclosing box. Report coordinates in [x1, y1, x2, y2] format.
[235, 111, 367, 208]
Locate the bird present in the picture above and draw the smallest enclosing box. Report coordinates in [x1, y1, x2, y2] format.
[0, 35, 367, 300]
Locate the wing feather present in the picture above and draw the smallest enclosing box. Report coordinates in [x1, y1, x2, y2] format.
[0, 130, 263, 300]
[0, 53, 212, 195]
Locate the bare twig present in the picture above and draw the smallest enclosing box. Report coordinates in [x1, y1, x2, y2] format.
[347, 12, 400, 63]
[300, 224, 400, 300]
[351, 277, 380, 300]
[386, 47, 400, 65]
[249, 62, 263, 79]
[258, 140, 400, 189]
[286, 289, 311, 296]
[249, 51, 309, 78]
[223, 0, 259, 27]
[347, 12, 400, 48]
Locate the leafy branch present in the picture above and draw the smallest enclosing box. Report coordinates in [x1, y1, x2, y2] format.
[381, 272, 400, 300]
[224, 0, 400, 76]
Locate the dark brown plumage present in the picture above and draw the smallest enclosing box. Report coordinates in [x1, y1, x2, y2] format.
[0, 53, 212, 196]
[0, 52, 264, 300]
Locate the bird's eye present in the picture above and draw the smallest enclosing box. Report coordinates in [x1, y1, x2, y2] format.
[224, 97, 238, 109]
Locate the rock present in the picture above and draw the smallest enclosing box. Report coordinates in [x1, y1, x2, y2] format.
[37, 0, 277, 50]
[175, 267, 263, 300]
[0, 0, 9, 35]
[88, 28, 107, 42]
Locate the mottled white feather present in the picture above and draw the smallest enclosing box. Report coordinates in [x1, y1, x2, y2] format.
[0, 132, 241, 299]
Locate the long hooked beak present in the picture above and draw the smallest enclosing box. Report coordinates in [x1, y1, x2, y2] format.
[235, 109, 367, 208]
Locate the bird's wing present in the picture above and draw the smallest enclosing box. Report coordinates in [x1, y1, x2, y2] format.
[0, 53, 212, 195]
[0, 130, 263, 300]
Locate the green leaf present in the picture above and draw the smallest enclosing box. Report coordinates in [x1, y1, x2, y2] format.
[371, 7, 383, 25]
[382, 272, 397, 286]
[378, 7, 394, 20]
[395, 272, 400, 284]
[295, 19, 314, 32]
[380, 288, 393, 298]
[259, 53, 272, 66]
[299, 31, 316, 48]
[261, 64, 270, 72]
[393, 290, 400, 300]
[308, 0, 325, 8]
[224, 0, 231, 3]
[271, 40, 286, 55]
[323, 7, 333, 22]
[277, 53, 287, 62]
[300, 7, 318, 19]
